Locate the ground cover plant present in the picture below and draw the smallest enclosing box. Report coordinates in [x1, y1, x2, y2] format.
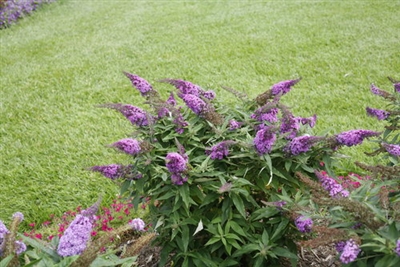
[0, 0, 399, 242]
[1, 74, 398, 266]
[0, 0, 57, 28]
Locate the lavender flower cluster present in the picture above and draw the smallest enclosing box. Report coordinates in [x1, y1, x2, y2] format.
[382, 143, 400, 157]
[110, 138, 141, 155]
[285, 135, 322, 156]
[315, 170, 349, 198]
[335, 129, 380, 147]
[294, 215, 313, 233]
[165, 152, 188, 185]
[336, 239, 361, 264]
[0, 0, 57, 28]
[205, 140, 235, 160]
[129, 218, 146, 231]
[90, 164, 134, 180]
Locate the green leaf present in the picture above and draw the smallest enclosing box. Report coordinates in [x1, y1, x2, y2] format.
[231, 193, 246, 218]
[181, 224, 190, 253]
[179, 183, 190, 209]
[18, 234, 60, 261]
[251, 207, 280, 221]
[232, 243, 259, 257]
[205, 236, 221, 246]
[271, 218, 289, 242]
[54, 256, 80, 267]
[0, 255, 13, 267]
[271, 247, 297, 259]
[261, 229, 269, 245]
[228, 220, 248, 238]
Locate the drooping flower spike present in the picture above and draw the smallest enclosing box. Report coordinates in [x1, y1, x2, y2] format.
[254, 126, 277, 154]
[159, 79, 202, 96]
[285, 135, 323, 156]
[382, 143, 400, 157]
[335, 129, 381, 147]
[98, 103, 153, 127]
[271, 78, 301, 96]
[123, 72, 153, 96]
[90, 164, 133, 180]
[366, 107, 390, 120]
[109, 138, 142, 155]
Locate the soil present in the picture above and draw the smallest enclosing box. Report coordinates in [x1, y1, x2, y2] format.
[133, 243, 342, 267]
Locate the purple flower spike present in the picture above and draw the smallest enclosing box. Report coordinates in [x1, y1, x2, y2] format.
[202, 90, 216, 100]
[382, 143, 400, 157]
[300, 114, 317, 128]
[315, 170, 349, 198]
[395, 239, 400, 256]
[171, 173, 188, 185]
[366, 107, 390, 120]
[166, 92, 177, 106]
[335, 129, 380, 147]
[251, 107, 279, 123]
[15, 240, 27, 255]
[335, 241, 346, 253]
[102, 104, 152, 127]
[165, 152, 188, 173]
[229, 119, 242, 130]
[285, 135, 322, 155]
[271, 78, 301, 96]
[395, 83, 400, 93]
[129, 218, 146, 231]
[370, 84, 385, 96]
[280, 116, 301, 139]
[206, 141, 235, 160]
[110, 138, 141, 155]
[181, 94, 207, 115]
[339, 239, 361, 264]
[0, 220, 9, 239]
[80, 197, 102, 220]
[295, 215, 313, 233]
[90, 164, 130, 180]
[12, 212, 24, 222]
[161, 79, 202, 96]
[254, 127, 276, 154]
[123, 72, 153, 96]
[57, 215, 93, 257]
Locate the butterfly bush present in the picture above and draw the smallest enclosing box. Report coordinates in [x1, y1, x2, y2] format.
[85, 72, 400, 266]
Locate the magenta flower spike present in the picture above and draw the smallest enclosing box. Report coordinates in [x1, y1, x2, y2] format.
[335, 129, 380, 147]
[181, 94, 207, 115]
[254, 126, 276, 154]
[294, 215, 313, 233]
[160, 79, 202, 96]
[123, 72, 153, 96]
[165, 152, 188, 173]
[382, 143, 400, 157]
[90, 164, 131, 180]
[285, 135, 322, 155]
[366, 107, 390, 120]
[339, 239, 361, 264]
[206, 141, 235, 160]
[271, 78, 301, 96]
[315, 170, 349, 198]
[110, 138, 141, 155]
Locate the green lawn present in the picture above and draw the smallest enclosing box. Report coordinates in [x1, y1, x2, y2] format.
[1, 0, 399, 226]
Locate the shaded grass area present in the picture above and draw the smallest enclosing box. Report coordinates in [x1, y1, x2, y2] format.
[1, 0, 399, 226]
